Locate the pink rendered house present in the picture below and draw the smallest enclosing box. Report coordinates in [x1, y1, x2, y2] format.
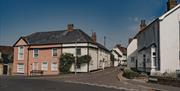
[13, 38, 62, 75]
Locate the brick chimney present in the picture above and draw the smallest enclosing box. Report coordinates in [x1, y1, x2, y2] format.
[67, 24, 74, 32]
[92, 32, 96, 42]
[167, 0, 178, 11]
[140, 20, 146, 31]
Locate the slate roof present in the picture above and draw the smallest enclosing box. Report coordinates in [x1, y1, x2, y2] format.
[21, 29, 109, 51]
[115, 44, 127, 55]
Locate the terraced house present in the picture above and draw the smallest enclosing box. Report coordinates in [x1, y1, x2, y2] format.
[127, 0, 180, 75]
[13, 24, 110, 75]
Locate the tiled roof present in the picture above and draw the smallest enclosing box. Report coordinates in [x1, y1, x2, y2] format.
[116, 44, 127, 55]
[24, 29, 94, 44]
[22, 29, 109, 51]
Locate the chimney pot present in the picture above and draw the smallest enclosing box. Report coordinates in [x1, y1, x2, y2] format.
[140, 20, 146, 31]
[167, 0, 178, 11]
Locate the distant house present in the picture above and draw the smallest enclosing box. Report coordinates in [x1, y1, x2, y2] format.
[127, 1, 180, 75]
[0, 46, 13, 75]
[13, 24, 111, 75]
[111, 44, 127, 66]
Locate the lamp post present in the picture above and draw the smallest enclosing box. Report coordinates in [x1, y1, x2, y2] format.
[74, 40, 77, 75]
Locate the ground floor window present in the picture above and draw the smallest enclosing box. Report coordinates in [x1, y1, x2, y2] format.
[41, 62, 48, 71]
[77, 63, 81, 69]
[33, 62, 39, 70]
[17, 63, 24, 73]
[51, 62, 58, 71]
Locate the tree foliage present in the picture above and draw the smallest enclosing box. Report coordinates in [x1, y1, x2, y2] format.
[77, 55, 92, 64]
[59, 53, 75, 73]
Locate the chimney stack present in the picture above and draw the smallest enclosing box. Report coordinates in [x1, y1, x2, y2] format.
[67, 24, 74, 32]
[140, 20, 147, 31]
[128, 38, 133, 44]
[167, 0, 178, 11]
[92, 32, 97, 42]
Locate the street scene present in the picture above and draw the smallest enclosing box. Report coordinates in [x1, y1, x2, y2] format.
[1, 0, 180, 91]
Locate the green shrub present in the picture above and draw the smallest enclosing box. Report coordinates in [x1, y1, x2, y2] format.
[59, 53, 75, 73]
[123, 68, 139, 79]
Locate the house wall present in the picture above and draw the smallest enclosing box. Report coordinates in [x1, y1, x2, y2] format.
[127, 39, 137, 68]
[13, 39, 61, 75]
[159, 7, 180, 73]
[112, 47, 127, 65]
[13, 45, 29, 75]
[89, 48, 98, 71]
[136, 20, 160, 74]
[111, 51, 120, 67]
[28, 47, 61, 75]
[98, 48, 111, 69]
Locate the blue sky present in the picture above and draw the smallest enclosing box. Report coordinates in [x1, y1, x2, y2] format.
[0, 0, 179, 49]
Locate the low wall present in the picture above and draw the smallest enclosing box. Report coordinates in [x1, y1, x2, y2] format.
[148, 76, 180, 87]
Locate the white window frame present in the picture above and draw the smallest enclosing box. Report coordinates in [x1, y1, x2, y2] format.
[52, 48, 57, 57]
[32, 62, 39, 70]
[41, 62, 48, 71]
[17, 63, 24, 73]
[18, 46, 24, 60]
[33, 49, 39, 58]
[51, 62, 58, 71]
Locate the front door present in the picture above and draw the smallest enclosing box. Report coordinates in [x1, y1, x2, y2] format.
[33, 62, 39, 70]
[3, 65, 8, 74]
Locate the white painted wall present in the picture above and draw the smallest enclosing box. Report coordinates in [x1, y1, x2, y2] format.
[111, 51, 120, 67]
[89, 48, 98, 71]
[62, 43, 110, 72]
[159, 7, 180, 73]
[127, 39, 137, 68]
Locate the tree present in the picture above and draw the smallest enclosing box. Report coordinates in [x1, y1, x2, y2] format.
[59, 53, 75, 73]
[77, 55, 91, 72]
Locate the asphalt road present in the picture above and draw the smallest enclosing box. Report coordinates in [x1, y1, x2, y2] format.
[0, 77, 126, 91]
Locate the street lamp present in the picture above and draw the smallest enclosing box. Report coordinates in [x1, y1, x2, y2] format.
[74, 38, 80, 75]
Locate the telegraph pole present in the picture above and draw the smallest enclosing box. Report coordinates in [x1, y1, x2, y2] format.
[104, 36, 106, 47]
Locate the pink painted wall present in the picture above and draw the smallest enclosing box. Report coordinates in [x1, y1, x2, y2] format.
[13, 39, 62, 75]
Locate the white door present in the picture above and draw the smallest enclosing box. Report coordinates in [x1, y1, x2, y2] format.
[33, 62, 39, 70]
[17, 63, 24, 73]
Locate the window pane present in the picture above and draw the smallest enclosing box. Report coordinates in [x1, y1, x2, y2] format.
[52, 48, 57, 56]
[76, 48, 81, 55]
[51, 62, 58, 71]
[18, 47, 24, 60]
[42, 62, 48, 71]
[34, 49, 38, 58]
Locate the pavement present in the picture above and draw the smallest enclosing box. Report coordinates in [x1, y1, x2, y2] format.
[1, 67, 180, 91]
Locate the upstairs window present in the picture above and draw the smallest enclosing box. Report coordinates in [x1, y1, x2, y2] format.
[52, 48, 57, 57]
[76, 48, 81, 56]
[18, 46, 24, 60]
[131, 57, 135, 62]
[33, 49, 39, 58]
